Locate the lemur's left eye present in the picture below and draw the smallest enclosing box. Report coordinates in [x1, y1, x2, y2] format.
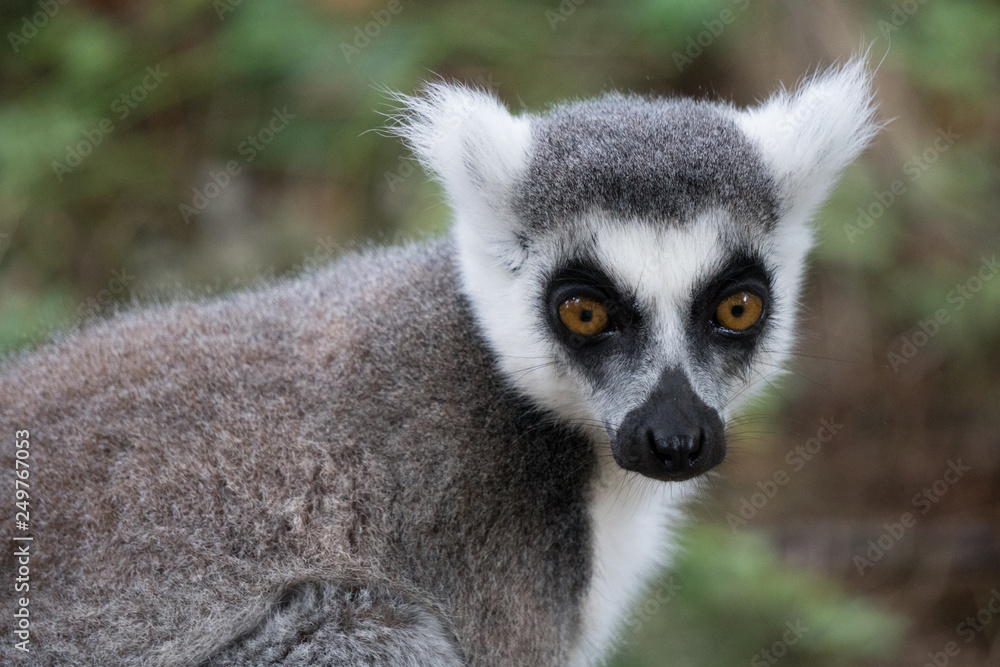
[559, 297, 610, 336]
[714, 291, 764, 332]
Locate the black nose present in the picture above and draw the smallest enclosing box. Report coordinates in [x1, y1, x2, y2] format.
[648, 431, 703, 477]
[612, 367, 725, 482]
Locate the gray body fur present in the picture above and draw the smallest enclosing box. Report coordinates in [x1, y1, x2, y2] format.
[1, 64, 878, 665]
[1, 242, 592, 665]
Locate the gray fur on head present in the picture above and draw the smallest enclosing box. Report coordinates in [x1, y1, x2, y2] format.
[516, 95, 779, 230]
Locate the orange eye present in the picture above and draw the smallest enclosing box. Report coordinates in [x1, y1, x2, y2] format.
[559, 297, 610, 336]
[715, 292, 764, 331]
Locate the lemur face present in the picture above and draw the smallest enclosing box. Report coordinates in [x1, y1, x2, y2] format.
[396, 61, 877, 482]
[535, 211, 779, 482]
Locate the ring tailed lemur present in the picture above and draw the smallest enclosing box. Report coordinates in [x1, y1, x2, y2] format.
[0, 61, 877, 665]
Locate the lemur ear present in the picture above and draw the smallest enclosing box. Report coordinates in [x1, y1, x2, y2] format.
[391, 83, 532, 256]
[738, 59, 880, 223]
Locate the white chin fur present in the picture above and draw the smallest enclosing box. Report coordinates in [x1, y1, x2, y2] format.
[570, 463, 697, 666]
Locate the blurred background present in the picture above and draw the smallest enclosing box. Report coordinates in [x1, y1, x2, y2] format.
[1, 0, 998, 664]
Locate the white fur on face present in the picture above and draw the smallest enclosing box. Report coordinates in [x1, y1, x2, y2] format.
[588, 212, 728, 421]
[456, 206, 809, 438]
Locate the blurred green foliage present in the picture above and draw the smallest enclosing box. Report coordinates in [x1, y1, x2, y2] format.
[609, 527, 906, 666]
[2, 0, 998, 664]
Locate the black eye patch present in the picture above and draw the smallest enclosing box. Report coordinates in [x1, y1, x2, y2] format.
[689, 253, 773, 361]
[543, 261, 643, 355]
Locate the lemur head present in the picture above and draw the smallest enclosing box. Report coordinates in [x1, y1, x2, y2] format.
[395, 61, 877, 483]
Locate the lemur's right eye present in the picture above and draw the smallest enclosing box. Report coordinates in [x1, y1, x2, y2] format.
[714, 291, 764, 332]
[559, 297, 610, 336]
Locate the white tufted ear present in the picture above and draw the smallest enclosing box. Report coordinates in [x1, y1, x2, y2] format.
[390, 83, 533, 261]
[738, 59, 880, 223]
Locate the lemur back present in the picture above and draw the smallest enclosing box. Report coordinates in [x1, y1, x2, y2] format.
[1, 243, 597, 664]
[1, 61, 877, 665]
